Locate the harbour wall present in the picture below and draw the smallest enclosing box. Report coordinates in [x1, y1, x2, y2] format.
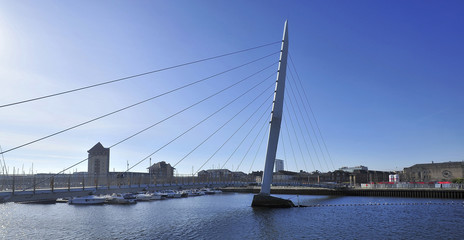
[221, 187, 464, 199]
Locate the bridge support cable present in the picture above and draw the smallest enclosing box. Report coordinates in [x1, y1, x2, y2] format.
[279, 133, 288, 171]
[194, 95, 274, 175]
[287, 69, 329, 171]
[287, 78, 325, 170]
[285, 85, 318, 171]
[288, 53, 336, 169]
[22, 157, 90, 192]
[0, 53, 279, 156]
[248, 125, 269, 174]
[109, 64, 278, 148]
[235, 117, 269, 172]
[220, 102, 273, 170]
[286, 77, 325, 171]
[283, 101, 311, 173]
[173, 83, 276, 170]
[126, 74, 277, 173]
[0, 41, 281, 109]
[20, 67, 277, 192]
[283, 117, 299, 171]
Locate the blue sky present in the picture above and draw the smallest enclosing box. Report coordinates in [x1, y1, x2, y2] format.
[0, 1, 463, 175]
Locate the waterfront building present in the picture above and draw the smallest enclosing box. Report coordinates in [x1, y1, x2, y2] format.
[403, 161, 464, 182]
[273, 170, 298, 183]
[319, 170, 351, 183]
[316, 169, 392, 184]
[339, 165, 368, 173]
[250, 171, 263, 183]
[148, 161, 174, 180]
[198, 169, 231, 179]
[231, 171, 248, 181]
[275, 159, 284, 172]
[87, 142, 110, 176]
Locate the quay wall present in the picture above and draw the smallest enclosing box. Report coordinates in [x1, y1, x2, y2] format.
[222, 187, 341, 196]
[221, 187, 464, 199]
[342, 189, 464, 199]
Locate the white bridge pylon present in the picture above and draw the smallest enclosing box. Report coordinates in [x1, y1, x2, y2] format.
[259, 20, 289, 196]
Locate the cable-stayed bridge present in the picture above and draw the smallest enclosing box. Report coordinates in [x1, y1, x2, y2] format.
[0, 22, 336, 204]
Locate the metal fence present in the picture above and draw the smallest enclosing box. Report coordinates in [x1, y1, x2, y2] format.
[359, 183, 464, 190]
[0, 173, 335, 193]
[0, 173, 257, 193]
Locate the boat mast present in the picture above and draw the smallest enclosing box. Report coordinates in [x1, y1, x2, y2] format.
[259, 20, 289, 196]
[0, 145, 8, 176]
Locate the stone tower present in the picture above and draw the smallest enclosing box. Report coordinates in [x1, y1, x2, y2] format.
[87, 142, 110, 176]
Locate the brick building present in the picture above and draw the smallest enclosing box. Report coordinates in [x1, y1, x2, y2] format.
[403, 161, 464, 182]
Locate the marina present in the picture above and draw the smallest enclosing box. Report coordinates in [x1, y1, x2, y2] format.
[1, 193, 464, 239]
[22, 188, 223, 205]
[0, 1, 463, 239]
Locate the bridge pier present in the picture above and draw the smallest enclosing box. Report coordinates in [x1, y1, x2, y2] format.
[252, 21, 293, 208]
[251, 194, 294, 208]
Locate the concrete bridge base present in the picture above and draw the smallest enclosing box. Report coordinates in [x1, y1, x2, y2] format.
[251, 194, 295, 208]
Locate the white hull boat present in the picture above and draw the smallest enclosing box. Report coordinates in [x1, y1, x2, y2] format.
[106, 194, 137, 204]
[69, 195, 106, 205]
[135, 193, 153, 201]
[164, 190, 182, 198]
[185, 189, 204, 197]
[150, 193, 163, 200]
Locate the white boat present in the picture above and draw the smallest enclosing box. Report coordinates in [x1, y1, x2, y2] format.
[164, 190, 182, 198]
[56, 198, 70, 203]
[156, 192, 168, 198]
[135, 193, 153, 201]
[122, 193, 136, 200]
[106, 193, 137, 204]
[68, 195, 106, 205]
[184, 189, 204, 197]
[200, 188, 216, 195]
[150, 192, 164, 200]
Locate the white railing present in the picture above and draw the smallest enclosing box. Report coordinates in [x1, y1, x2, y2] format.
[359, 183, 464, 190]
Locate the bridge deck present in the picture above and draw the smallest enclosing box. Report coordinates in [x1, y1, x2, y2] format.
[0, 182, 239, 203]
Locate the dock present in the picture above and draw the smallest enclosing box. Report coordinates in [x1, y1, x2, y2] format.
[221, 186, 464, 199]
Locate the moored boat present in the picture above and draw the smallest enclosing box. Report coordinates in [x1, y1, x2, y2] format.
[106, 193, 137, 204]
[164, 190, 182, 198]
[200, 188, 216, 195]
[68, 195, 106, 205]
[150, 192, 163, 200]
[56, 198, 70, 203]
[184, 189, 204, 197]
[135, 193, 152, 201]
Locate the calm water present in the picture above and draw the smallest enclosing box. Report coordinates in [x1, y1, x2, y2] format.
[1, 193, 463, 239]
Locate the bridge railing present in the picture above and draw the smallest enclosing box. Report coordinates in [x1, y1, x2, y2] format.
[0, 173, 262, 193]
[359, 183, 464, 190]
[0, 173, 337, 194]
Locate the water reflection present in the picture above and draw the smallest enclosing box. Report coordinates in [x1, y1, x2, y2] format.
[251, 207, 281, 238]
[1, 193, 463, 239]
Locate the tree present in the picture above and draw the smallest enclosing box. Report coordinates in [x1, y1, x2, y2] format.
[452, 178, 464, 184]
